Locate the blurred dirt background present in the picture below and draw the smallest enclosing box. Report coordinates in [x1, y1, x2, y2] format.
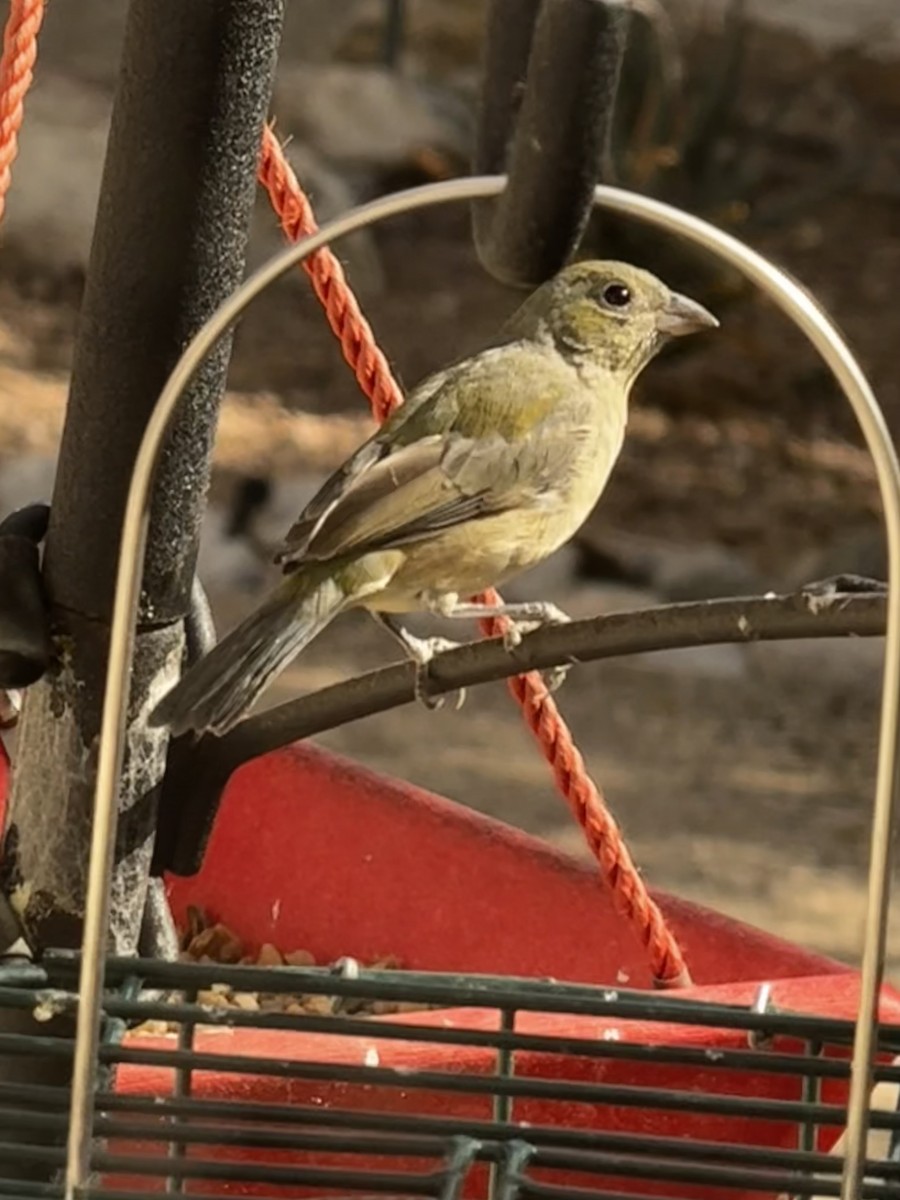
[2, 0, 900, 976]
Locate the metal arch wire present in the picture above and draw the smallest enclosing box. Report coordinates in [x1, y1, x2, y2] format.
[64, 174, 900, 1200]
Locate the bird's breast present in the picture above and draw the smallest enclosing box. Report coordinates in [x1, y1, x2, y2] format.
[554, 404, 627, 527]
[361, 390, 628, 612]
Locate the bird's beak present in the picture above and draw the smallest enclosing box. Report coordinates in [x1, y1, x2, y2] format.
[656, 291, 719, 337]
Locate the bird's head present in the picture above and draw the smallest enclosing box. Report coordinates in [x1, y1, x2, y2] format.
[508, 259, 718, 381]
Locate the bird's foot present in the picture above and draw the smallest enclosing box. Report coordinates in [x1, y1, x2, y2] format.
[416, 595, 575, 695]
[543, 661, 573, 694]
[396, 629, 466, 711]
[500, 603, 573, 692]
[501, 601, 572, 646]
[414, 668, 467, 711]
[409, 635, 467, 711]
[373, 613, 466, 710]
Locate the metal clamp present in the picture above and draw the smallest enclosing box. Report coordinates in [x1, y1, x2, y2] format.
[0, 492, 215, 715]
[472, 0, 631, 287]
[0, 503, 52, 691]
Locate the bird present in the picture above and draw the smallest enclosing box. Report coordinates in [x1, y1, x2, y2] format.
[150, 260, 717, 738]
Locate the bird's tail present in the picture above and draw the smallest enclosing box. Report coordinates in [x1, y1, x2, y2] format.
[150, 571, 346, 738]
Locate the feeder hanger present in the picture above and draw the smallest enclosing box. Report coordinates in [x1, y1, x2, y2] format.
[472, 0, 631, 288]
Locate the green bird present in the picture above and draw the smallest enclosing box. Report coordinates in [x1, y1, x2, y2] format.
[151, 260, 717, 737]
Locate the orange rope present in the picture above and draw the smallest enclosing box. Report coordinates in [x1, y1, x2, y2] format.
[258, 126, 400, 423]
[496, 642, 691, 988]
[258, 126, 691, 989]
[0, 0, 43, 225]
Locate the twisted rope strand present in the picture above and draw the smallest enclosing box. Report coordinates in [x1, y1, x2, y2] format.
[258, 126, 400, 424]
[0, 0, 43, 224]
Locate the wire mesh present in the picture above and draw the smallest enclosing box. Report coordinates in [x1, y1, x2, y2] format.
[0, 954, 898, 1199]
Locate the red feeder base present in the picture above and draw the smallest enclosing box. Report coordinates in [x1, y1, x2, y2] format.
[2, 738, 892, 1197]
[165, 743, 853, 989]
[110, 742, 898, 1197]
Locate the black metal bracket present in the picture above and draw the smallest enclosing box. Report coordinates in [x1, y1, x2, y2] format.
[472, 0, 631, 288]
[0, 503, 52, 689]
[0, 492, 217, 884]
[0, 493, 217, 939]
[0, 492, 218, 885]
[151, 578, 218, 878]
[0, 495, 220, 703]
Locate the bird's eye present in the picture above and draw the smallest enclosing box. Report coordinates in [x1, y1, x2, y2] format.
[602, 282, 632, 308]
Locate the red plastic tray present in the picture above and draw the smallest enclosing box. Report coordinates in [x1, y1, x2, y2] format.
[3, 735, 892, 1198]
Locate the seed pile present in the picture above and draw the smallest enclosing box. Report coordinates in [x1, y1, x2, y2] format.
[130, 907, 424, 1036]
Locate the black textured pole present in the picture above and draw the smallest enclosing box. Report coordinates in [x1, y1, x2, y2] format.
[1, 0, 284, 954]
[473, 0, 631, 288]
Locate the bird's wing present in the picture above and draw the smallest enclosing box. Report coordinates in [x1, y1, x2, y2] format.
[273, 365, 456, 564]
[276, 344, 581, 567]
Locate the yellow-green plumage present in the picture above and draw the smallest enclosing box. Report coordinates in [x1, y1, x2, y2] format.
[151, 260, 717, 737]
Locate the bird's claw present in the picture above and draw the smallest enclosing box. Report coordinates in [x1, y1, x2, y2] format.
[500, 615, 549, 651]
[543, 662, 572, 693]
[410, 636, 466, 712]
[502, 623, 526, 652]
[414, 674, 468, 712]
[501, 605, 574, 693]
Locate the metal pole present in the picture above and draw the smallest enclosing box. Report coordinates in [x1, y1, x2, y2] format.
[64, 175, 900, 1198]
[3, 0, 284, 967]
[49, 0, 283, 1191]
[473, 0, 630, 287]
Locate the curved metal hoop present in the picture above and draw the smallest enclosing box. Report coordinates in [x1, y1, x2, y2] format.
[65, 175, 900, 1200]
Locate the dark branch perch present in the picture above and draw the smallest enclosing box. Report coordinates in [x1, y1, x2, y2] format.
[156, 586, 886, 876]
